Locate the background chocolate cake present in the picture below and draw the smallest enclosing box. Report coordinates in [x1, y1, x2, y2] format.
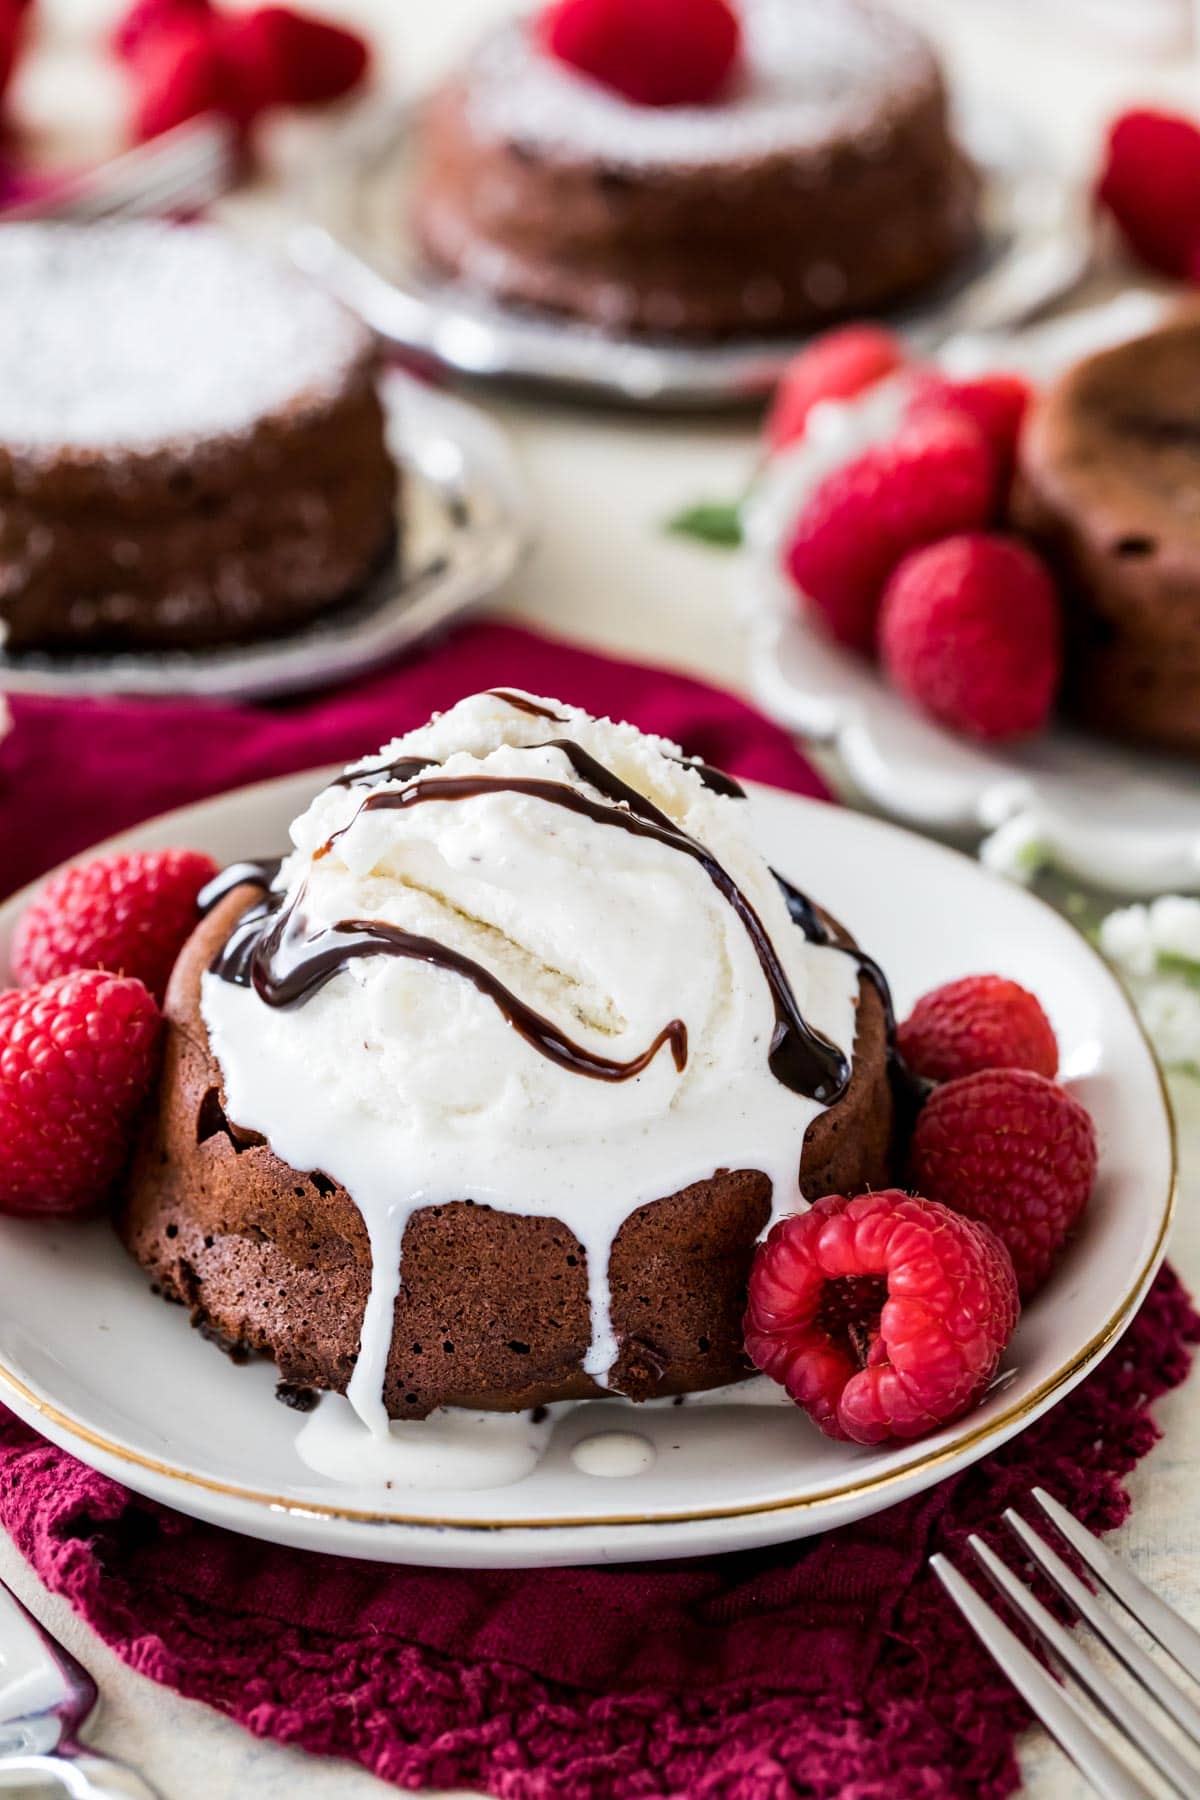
[0, 223, 398, 654]
[1017, 312, 1200, 759]
[413, 0, 979, 340]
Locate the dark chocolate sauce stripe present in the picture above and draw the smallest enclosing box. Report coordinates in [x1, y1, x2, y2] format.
[773, 869, 932, 1118]
[331, 739, 848, 1103]
[332, 757, 434, 793]
[239, 899, 688, 1083]
[198, 859, 282, 915]
[486, 689, 569, 722]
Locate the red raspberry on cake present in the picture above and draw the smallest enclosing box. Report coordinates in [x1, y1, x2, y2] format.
[907, 370, 1032, 498]
[765, 325, 906, 455]
[898, 974, 1058, 1084]
[13, 848, 217, 1005]
[744, 1189, 1019, 1444]
[1097, 109, 1200, 282]
[537, 0, 741, 108]
[908, 1068, 1098, 1297]
[0, 971, 161, 1217]
[879, 533, 1062, 741]
[784, 412, 993, 653]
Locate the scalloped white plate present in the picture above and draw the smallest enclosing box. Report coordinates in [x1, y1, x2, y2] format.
[0, 772, 1174, 1566]
[744, 292, 1200, 896]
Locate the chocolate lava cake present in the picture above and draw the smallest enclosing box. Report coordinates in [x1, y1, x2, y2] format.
[121, 886, 893, 1419]
[118, 692, 898, 1422]
[1016, 312, 1200, 759]
[0, 224, 398, 654]
[412, 0, 979, 340]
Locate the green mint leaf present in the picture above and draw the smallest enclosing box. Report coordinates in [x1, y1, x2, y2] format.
[666, 499, 743, 549]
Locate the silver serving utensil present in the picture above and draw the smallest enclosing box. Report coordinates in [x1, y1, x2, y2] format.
[933, 1487, 1200, 1799]
[0, 1573, 158, 1797]
[0, 117, 237, 225]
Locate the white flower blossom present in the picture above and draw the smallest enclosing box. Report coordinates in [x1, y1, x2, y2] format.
[1099, 897, 1200, 1075]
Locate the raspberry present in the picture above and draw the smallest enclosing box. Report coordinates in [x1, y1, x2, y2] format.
[536, 0, 740, 108]
[898, 975, 1058, 1085]
[907, 371, 1032, 499]
[879, 533, 1062, 741]
[121, 0, 369, 140]
[0, 971, 161, 1217]
[223, 6, 370, 108]
[765, 325, 906, 455]
[111, 0, 212, 63]
[783, 413, 993, 654]
[0, 0, 29, 104]
[1097, 109, 1200, 281]
[129, 20, 225, 140]
[908, 1069, 1098, 1298]
[13, 848, 217, 1004]
[744, 1189, 1019, 1444]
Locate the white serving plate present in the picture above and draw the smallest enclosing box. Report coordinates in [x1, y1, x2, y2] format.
[0, 773, 1174, 1568]
[744, 292, 1200, 895]
[289, 94, 1089, 409]
[0, 372, 530, 701]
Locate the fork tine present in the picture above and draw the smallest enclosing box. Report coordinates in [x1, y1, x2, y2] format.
[1033, 1488, 1200, 1687]
[75, 139, 233, 223]
[1006, 1509, 1200, 1750]
[969, 1534, 1200, 1798]
[930, 1554, 1155, 1800]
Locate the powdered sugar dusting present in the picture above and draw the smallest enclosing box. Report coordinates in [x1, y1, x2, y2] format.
[0, 224, 372, 456]
[465, 0, 935, 169]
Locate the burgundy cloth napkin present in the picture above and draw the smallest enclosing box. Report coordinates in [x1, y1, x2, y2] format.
[0, 618, 1195, 1800]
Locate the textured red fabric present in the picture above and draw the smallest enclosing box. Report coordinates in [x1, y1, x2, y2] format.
[0, 617, 1193, 1798]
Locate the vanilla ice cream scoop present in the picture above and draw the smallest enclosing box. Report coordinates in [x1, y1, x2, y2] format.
[200, 691, 862, 1433]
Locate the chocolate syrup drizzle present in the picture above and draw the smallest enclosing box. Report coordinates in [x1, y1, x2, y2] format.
[310, 739, 848, 1102]
[204, 734, 855, 1105]
[773, 871, 931, 1123]
[485, 689, 568, 721]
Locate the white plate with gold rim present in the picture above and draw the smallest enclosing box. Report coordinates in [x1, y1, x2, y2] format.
[0, 772, 1174, 1567]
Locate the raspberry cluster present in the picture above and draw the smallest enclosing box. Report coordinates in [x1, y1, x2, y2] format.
[112, 0, 370, 144]
[771, 326, 1062, 745]
[1, 848, 216, 1216]
[745, 969, 1097, 1443]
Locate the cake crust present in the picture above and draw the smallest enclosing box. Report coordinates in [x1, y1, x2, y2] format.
[0, 226, 398, 654]
[119, 885, 894, 1418]
[1016, 311, 1200, 758]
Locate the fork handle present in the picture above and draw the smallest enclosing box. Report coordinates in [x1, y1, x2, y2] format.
[0, 1750, 161, 1797]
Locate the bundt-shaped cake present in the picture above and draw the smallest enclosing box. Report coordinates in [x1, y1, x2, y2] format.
[1016, 311, 1200, 759]
[412, 0, 979, 340]
[120, 692, 895, 1423]
[0, 223, 398, 654]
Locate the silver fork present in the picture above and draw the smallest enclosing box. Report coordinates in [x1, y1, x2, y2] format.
[933, 1486, 1200, 1800]
[0, 117, 238, 224]
[0, 1571, 158, 1797]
